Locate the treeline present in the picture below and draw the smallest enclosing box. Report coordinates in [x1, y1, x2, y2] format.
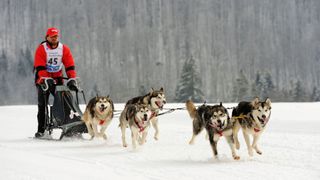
[175, 57, 320, 103]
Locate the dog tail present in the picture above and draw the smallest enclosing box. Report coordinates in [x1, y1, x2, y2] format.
[186, 100, 197, 120]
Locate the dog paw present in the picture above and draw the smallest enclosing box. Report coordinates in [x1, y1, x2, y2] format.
[248, 150, 254, 157]
[154, 136, 159, 141]
[256, 150, 262, 155]
[102, 134, 107, 140]
[189, 140, 194, 145]
[233, 155, 240, 160]
[123, 144, 128, 147]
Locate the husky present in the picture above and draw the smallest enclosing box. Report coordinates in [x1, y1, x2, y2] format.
[119, 103, 152, 149]
[232, 97, 272, 156]
[82, 96, 114, 139]
[186, 100, 240, 160]
[125, 87, 166, 140]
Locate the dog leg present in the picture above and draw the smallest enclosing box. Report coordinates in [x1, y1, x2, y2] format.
[233, 122, 241, 150]
[131, 128, 139, 149]
[242, 131, 253, 156]
[100, 120, 111, 140]
[121, 123, 128, 147]
[225, 135, 240, 160]
[85, 122, 94, 139]
[189, 134, 197, 145]
[252, 134, 262, 155]
[208, 132, 218, 159]
[151, 117, 159, 140]
[189, 120, 203, 145]
[139, 131, 148, 145]
[91, 121, 100, 138]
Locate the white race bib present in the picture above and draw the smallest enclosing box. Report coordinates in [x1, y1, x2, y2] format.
[43, 42, 63, 73]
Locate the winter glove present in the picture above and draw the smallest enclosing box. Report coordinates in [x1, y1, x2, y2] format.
[38, 78, 55, 92]
[67, 79, 79, 92]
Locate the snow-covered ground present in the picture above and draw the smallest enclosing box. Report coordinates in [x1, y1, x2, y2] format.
[0, 103, 319, 180]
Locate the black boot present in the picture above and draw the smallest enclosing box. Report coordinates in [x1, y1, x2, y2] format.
[35, 132, 44, 138]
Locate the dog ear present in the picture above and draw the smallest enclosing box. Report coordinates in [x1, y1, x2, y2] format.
[219, 102, 222, 106]
[160, 87, 164, 92]
[265, 97, 271, 106]
[149, 88, 154, 95]
[251, 97, 260, 106]
[106, 94, 109, 98]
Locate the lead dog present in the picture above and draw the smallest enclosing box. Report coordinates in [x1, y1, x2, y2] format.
[186, 100, 240, 160]
[82, 96, 114, 139]
[232, 97, 272, 156]
[125, 87, 166, 140]
[119, 103, 152, 149]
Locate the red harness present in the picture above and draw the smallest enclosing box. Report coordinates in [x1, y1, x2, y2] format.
[150, 111, 157, 119]
[134, 117, 145, 132]
[254, 128, 260, 133]
[217, 131, 223, 137]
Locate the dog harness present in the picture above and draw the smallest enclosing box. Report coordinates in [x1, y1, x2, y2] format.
[134, 117, 145, 132]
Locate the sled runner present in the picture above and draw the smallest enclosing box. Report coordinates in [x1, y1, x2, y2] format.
[40, 77, 87, 140]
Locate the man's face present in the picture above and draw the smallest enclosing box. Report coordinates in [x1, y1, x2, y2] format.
[47, 35, 59, 46]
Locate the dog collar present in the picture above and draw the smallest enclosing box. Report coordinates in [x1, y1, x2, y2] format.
[99, 119, 105, 125]
[216, 131, 223, 137]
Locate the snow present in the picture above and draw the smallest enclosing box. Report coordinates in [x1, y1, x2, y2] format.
[1, 103, 320, 180]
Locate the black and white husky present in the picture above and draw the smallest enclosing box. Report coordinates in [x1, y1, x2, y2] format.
[125, 87, 166, 140]
[186, 100, 240, 160]
[232, 97, 272, 156]
[119, 103, 152, 149]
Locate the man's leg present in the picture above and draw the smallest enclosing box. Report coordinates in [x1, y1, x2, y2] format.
[36, 86, 49, 136]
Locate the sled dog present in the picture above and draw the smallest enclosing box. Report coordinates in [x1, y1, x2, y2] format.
[82, 96, 114, 139]
[232, 97, 272, 156]
[119, 103, 152, 149]
[125, 87, 166, 140]
[186, 100, 239, 160]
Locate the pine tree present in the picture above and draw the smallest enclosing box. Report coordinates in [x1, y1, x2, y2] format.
[252, 71, 263, 97]
[311, 87, 320, 101]
[232, 69, 249, 102]
[292, 80, 306, 101]
[251, 71, 275, 99]
[175, 56, 204, 102]
[264, 72, 275, 98]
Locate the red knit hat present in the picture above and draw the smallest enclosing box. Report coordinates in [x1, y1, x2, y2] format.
[46, 27, 59, 37]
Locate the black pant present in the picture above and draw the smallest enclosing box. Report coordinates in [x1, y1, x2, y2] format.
[36, 85, 55, 133]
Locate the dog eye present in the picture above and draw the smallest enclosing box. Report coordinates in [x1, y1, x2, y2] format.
[258, 109, 261, 112]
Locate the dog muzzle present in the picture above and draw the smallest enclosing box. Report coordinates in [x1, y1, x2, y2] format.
[99, 106, 107, 113]
[155, 101, 164, 109]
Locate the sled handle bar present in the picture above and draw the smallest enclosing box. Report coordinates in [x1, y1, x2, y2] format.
[40, 77, 82, 92]
[40, 77, 55, 92]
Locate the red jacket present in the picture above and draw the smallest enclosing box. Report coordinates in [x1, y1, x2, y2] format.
[34, 42, 76, 84]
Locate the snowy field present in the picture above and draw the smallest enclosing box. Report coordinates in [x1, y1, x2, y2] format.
[0, 103, 319, 180]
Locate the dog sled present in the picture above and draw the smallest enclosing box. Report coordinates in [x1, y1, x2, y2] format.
[38, 77, 87, 140]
